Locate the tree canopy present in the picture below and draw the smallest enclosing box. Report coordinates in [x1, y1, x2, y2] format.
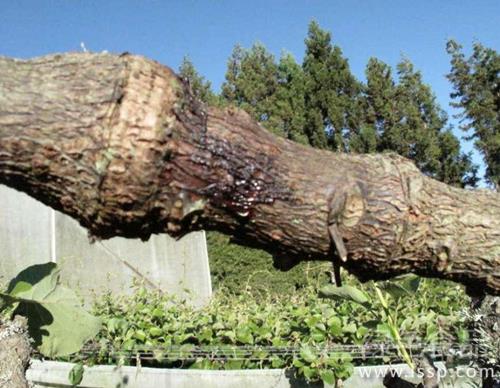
[447, 40, 500, 189]
[181, 22, 481, 189]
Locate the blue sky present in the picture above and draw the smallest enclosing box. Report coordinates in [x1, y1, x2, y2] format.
[1, 0, 499, 184]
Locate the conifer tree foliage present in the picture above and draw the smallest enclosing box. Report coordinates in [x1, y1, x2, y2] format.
[178, 56, 217, 105]
[303, 21, 363, 151]
[196, 22, 478, 188]
[387, 59, 449, 176]
[221, 44, 309, 143]
[267, 52, 309, 145]
[221, 43, 279, 130]
[220, 44, 245, 103]
[360, 57, 477, 187]
[447, 40, 500, 189]
[350, 58, 396, 154]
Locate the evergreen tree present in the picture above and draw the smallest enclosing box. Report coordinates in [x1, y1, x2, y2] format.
[221, 43, 278, 131]
[302, 21, 331, 149]
[364, 58, 398, 131]
[221, 44, 309, 142]
[360, 57, 477, 187]
[303, 21, 363, 151]
[393, 59, 476, 186]
[351, 58, 396, 153]
[221, 44, 245, 103]
[348, 124, 378, 153]
[447, 40, 500, 189]
[437, 129, 478, 187]
[178, 56, 216, 104]
[266, 52, 308, 144]
[386, 58, 443, 174]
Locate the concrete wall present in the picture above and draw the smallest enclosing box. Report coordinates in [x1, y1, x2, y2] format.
[27, 360, 480, 388]
[0, 185, 212, 306]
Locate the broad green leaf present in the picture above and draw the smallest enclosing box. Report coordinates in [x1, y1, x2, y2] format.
[300, 345, 317, 363]
[272, 337, 286, 347]
[7, 263, 58, 296]
[400, 275, 421, 293]
[323, 307, 336, 319]
[199, 328, 214, 342]
[311, 329, 325, 342]
[212, 321, 225, 330]
[133, 329, 146, 342]
[319, 285, 370, 306]
[327, 316, 341, 327]
[380, 275, 421, 300]
[122, 339, 135, 351]
[224, 360, 244, 369]
[328, 319, 342, 336]
[149, 327, 163, 337]
[189, 358, 213, 370]
[222, 330, 236, 341]
[305, 316, 320, 327]
[378, 282, 408, 300]
[342, 322, 357, 334]
[302, 366, 314, 379]
[251, 349, 269, 360]
[426, 324, 439, 343]
[8, 281, 33, 297]
[179, 343, 195, 357]
[153, 350, 165, 362]
[68, 363, 84, 386]
[319, 369, 335, 385]
[376, 323, 394, 340]
[107, 318, 128, 334]
[271, 358, 285, 368]
[356, 326, 369, 339]
[236, 327, 254, 344]
[314, 322, 326, 332]
[1, 262, 101, 357]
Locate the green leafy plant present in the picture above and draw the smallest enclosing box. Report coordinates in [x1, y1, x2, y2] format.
[57, 274, 468, 386]
[320, 274, 428, 370]
[0, 262, 102, 358]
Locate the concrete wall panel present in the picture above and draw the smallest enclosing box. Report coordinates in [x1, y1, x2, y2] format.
[0, 185, 211, 306]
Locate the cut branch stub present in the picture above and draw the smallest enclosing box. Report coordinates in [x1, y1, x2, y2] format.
[327, 181, 366, 262]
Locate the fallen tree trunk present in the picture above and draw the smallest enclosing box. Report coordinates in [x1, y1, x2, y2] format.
[0, 53, 499, 295]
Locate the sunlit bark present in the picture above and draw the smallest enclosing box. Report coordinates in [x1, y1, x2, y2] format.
[0, 53, 498, 295]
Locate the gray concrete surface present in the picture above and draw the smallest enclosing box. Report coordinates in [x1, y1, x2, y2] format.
[0, 185, 212, 306]
[27, 360, 480, 388]
[0, 187, 53, 286]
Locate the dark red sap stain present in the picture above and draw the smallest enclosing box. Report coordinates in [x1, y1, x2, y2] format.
[171, 76, 291, 220]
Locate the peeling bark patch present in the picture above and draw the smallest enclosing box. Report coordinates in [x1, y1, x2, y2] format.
[328, 182, 365, 228]
[341, 189, 365, 228]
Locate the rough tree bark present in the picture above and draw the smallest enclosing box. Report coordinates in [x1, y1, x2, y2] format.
[0, 53, 499, 295]
[0, 316, 31, 387]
